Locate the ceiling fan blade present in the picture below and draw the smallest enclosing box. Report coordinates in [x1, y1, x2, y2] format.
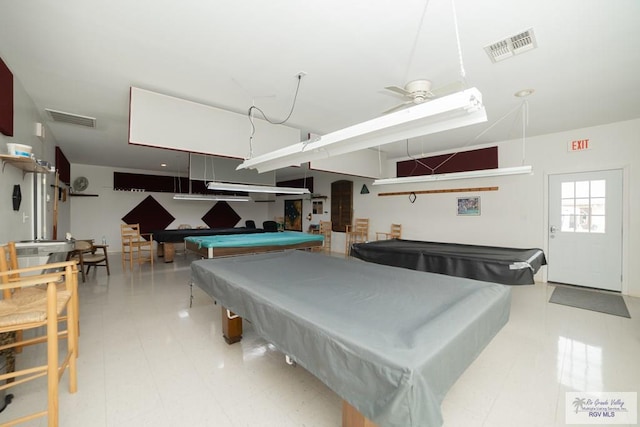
[430, 80, 466, 98]
[384, 85, 412, 97]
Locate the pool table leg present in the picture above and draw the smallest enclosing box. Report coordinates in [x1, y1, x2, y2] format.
[342, 400, 378, 427]
[221, 306, 242, 344]
[163, 243, 175, 263]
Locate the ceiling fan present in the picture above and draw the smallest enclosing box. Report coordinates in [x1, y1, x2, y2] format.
[383, 79, 465, 114]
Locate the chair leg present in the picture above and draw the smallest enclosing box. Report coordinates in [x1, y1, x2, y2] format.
[46, 283, 59, 427]
[67, 280, 78, 393]
[104, 248, 111, 275]
[78, 259, 86, 283]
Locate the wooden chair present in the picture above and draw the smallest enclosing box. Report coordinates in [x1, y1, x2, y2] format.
[69, 240, 110, 282]
[319, 221, 332, 254]
[376, 223, 402, 240]
[2, 242, 80, 355]
[0, 248, 79, 427]
[345, 218, 369, 256]
[120, 223, 154, 270]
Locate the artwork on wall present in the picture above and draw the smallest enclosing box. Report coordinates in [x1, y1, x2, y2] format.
[285, 199, 303, 231]
[12, 185, 21, 211]
[457, 196, 481, 216]
[312, 200, 323, 215]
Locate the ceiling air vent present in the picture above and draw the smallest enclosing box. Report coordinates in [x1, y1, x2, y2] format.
[484, 28, 537, 63]
[45, 108, 97, 128]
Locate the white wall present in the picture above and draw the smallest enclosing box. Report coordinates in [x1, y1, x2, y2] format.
[0, 70, 58, 243]
[69, 164, 272, 251]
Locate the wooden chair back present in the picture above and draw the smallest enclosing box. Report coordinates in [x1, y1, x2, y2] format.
[389, 223, 402, 239]
[0, 251, 79, 426]
[0, 242, 20, 298]
[376, 223, 402, 240]
[345, 218, 369, 255]
[319, 221, 332, 254]
[120, 223, 153, 269]
[354, 218, 369, 237]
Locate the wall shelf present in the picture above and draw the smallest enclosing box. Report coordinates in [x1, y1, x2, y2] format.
[0, 154, 53, 176]
[70, 193, 99, 197]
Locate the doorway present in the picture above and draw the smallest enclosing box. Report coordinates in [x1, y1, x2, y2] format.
[547, 169, 622, 291]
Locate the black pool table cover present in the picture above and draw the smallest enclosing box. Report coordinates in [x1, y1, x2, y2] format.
[350, 239, 546, 285]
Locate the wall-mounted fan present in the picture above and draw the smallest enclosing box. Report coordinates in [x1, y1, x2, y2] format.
[383, 79, 465, 114]
[73, 176, 89, 192]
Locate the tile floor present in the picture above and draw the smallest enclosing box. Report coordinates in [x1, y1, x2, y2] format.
[1, 251, 638, 427]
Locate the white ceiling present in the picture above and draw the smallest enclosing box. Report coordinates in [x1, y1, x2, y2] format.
[1, 0, 639, 179]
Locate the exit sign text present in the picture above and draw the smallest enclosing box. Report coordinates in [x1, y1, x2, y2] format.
[568, 139, 590, 152]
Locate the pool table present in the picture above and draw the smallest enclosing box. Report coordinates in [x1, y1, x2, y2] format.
[152, 227, 265, 262]
[184, 231, 324, 258]
[191, 250, 511, 427]
[351, 239, 546, 285]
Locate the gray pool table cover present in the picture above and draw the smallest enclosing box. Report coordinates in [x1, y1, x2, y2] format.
[191, 251, 511, 427]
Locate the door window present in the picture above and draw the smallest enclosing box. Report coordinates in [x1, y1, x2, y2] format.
[560, 180, 605, 233]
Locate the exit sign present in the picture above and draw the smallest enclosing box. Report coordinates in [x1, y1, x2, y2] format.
[568, 139, 590, 152]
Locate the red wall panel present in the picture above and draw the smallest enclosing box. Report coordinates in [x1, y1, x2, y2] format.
[0, 57, 13, 136]
[396, 146, 498, 177]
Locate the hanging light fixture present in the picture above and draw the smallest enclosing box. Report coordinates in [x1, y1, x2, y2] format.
[206, 181, 309, 194]
[374, 88, 536, 186]
[372, 165, 532, 185]
[236, 88, 487, 173]
[172, 194, 251, 202]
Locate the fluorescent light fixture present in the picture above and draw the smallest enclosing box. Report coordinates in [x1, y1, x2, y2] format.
[206, 181, 310, 195]
[237, 88, 487, 173]
[372, 165, 533, 185]
[172, 194, 251, 202]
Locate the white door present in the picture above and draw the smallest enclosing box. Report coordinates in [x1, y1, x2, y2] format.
[548, 169, 622, 291]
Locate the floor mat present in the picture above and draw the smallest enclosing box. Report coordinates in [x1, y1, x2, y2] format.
[549, 286, 630, 318]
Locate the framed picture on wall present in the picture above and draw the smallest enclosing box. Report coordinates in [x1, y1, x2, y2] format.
[285, 199, 303, 231]
[312, 200, 323, 215]
[457, 196, 481, 216]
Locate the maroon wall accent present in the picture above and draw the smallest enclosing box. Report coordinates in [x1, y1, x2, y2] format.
[113, 172, 248, 196]
[201, 201, 241, 228]
[114, 172, 188, 193]
[121, 195, 175, 236]
[396, 146, 498, 177]
[276, 177, 314, 193]
[0, 57, 14, 136]
[55, 147, 71, 185]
